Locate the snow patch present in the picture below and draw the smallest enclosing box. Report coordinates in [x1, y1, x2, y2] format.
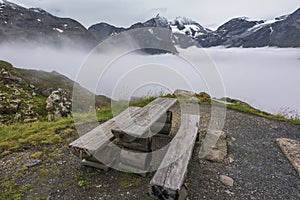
[29, 7, 48, 15]
[31, 8, 44, 13]
[37, 18, 41, 22]
[148, 28, 154, 34]
[53, 28, 64, 33]
[171, 24, 203, 37]
[248, 17, 286, 33]
[270, 27, 274, 35]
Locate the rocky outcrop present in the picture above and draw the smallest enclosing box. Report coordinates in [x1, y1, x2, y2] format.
[88, 22, 125, 41]
[0, 64, 39, 124]
[46, 88, 72, 121]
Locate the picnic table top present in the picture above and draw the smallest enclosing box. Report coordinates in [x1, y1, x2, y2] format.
[111, 97, 177, 138]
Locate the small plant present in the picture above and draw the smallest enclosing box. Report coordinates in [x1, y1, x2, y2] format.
[30, 152, 43, 159]
[77, 180, 87, 187]
[119, 179, 131, 188]
[119, 174, 143, 188]
[22, 184, 33, 191]
[277, 107, 300, 120]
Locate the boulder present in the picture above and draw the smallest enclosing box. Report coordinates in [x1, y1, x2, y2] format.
[199, 130, 228, 162]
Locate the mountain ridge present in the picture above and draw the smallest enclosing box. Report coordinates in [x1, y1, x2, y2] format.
[0, 1, 299, 49]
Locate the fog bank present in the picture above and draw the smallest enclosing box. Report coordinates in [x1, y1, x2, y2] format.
[0, 44, 299, 116]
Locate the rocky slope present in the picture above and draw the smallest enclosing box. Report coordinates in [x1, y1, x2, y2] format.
[89, 14, 177, 54]
[0, 0, 97, 49]
[0, 60, 110, 125]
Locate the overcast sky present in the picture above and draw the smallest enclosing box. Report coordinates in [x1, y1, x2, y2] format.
[10, 0, 300, 29]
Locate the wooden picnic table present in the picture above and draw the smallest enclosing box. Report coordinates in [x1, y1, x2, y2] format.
[111, 97, 177, 147]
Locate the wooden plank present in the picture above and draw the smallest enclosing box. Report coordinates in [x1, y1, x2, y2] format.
[81, 159, 109, 171]
[119, 149, 152, 170]
[151, 122, 172, 136]
[111, 98, 177, 140]
[69, 106, 140, 158]
[149, 114, 200, 200]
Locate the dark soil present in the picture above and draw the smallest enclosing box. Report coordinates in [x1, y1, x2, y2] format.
[1, 105, 299, 200]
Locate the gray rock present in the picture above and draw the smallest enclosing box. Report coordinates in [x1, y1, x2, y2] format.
[199, 130, 228, 162]
[228, 136, 236, 146]
[174, 89, 195, 97]
[24, 117, 38, 123]
[220, 175, 234, 187]
[25, 159, 42, 167]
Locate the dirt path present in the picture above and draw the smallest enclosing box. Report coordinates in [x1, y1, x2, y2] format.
[1, 105, 299, 199]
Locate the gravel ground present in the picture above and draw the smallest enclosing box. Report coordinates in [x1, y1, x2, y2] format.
[1, 104, 299, 199]
[188, 105, 300, 200]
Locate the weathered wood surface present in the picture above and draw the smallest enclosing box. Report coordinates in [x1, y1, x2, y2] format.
[149, 114, 200, 200]
[111, 98, 177, 142]
[69, 107, 140, 159]
[119, 149, 152, 171]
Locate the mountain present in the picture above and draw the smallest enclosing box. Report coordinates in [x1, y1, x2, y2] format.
[89, 14, 177, 54]
[0, 0, 97, 49]
[88, 22, 125, 41]
[0, 1, 299, 49]
[195, 8, 300, 48]
[87, 9, 300, 49]
[245, 8, 300, 47]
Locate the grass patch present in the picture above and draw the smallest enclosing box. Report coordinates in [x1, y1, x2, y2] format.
[96, 107, 114, 123]
[0, 180, 32, 200]
[0, 118, 74, 153]
[210, 98, 300, 125]
[119, 173, 143, 189]
[129, 96, 157, 107]
[30, 152, 43, 159]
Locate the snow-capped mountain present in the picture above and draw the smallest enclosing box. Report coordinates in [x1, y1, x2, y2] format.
[88, 14, 177, 54]
[170, 17, 211, 37]
[0, 0, 96, 48]
[0, 0, 299, 49]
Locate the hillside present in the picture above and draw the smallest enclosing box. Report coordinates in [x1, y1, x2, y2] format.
[0, 60, 110, 125]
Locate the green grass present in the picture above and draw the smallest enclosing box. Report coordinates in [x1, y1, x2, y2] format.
[119, 173, 142, 189]
[0, 180, 32, 200]
[211, 99, 300, 125]
[129, 96, 157, 107]
[227, 103, 300, 124]
[0, 104, 121, 156]
[77, 180, 87, 187]
[0, 118, 74, 154]
[1, 95, 299, 158]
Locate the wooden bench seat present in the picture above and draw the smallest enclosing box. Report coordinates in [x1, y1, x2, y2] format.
[69, 107, 140, 170]
[149, 114, 200, 200]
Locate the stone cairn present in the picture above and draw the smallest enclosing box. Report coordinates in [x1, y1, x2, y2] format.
[46, 88, 72, 121]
